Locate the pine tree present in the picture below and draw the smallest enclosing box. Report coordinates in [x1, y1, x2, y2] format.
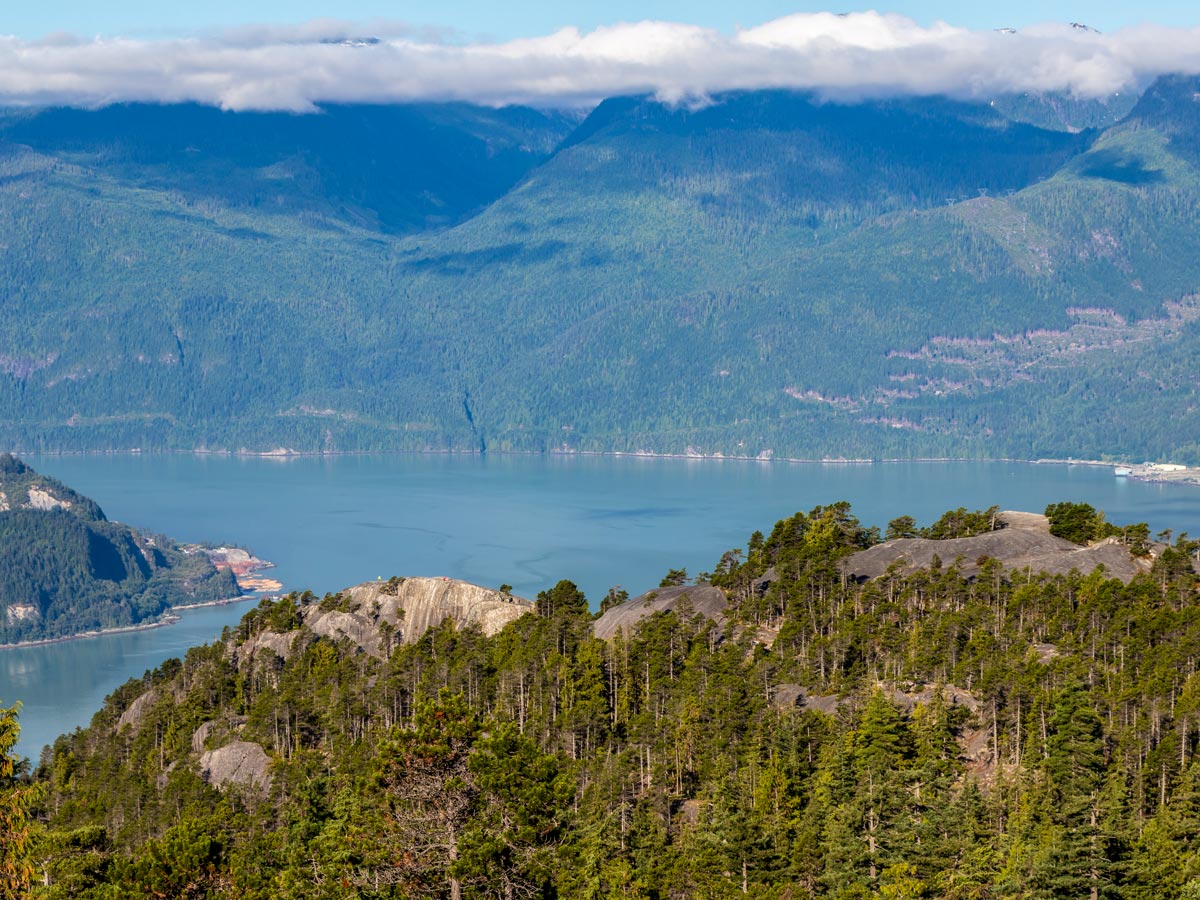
[0, 702, 39, 900]
[373, 690, 479, 900]
[456, 720, 571, 900]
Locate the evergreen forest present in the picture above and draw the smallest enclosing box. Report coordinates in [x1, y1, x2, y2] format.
[6, 500, 1200, 898]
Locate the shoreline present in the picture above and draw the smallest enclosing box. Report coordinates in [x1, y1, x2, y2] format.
[8, 446, 1137, 465]
[16, 446, 1200, 484]
[0, 615, 181, 650]
[170, 592, 271, 612]
[0, 594, 264, 651]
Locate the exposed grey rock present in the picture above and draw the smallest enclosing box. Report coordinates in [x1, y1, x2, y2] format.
[593, 583, 727, 640]
[117, 689, 156, 732]
[307, 609, 378, 654]
[199, 741, 272, 794]
[771, 684, 806, 710]
[752, 567, 778, 597]
[1033, 642, 1060, 664]
[155, 761, 177, 791]
[998, 510, 1050, 531]
[885, 683, 980, 714]
[802, 693, 843, 716]
[26, 487, 71, 511]
[304, 577, 534, 657]
[1006, 538, 1150, 581]
[773, 683, 980, 718]
[245, 629, 298, 663]
[192, 720, 216, 754]
[842, 511, 1151, 584]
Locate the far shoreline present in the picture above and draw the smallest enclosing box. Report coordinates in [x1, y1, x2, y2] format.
[15, 446, 1200, 487]
[0, 594, 263, 651]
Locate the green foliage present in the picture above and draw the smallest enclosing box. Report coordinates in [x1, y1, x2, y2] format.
[22, 499, 1200, 897]
[922, 506, 1003, 540]
[1045, 501, 1154, 553]
[1045, 501, 1110, 544]
[659, 568, 688, 587]
[885, 515, 920, 540]
[0, 702, 40, 899]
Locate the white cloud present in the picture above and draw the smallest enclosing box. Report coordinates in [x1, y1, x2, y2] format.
[0, 12, 1197, 112]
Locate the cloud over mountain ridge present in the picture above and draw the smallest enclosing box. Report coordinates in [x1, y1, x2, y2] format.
[3, 12, 1200, 111]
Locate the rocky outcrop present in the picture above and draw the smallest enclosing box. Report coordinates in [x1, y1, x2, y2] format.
[199, 741, 272, 794]
[117, 689, 156, 732]
[231, 577, 533, 668]
[1003, 537, 1151, 581]
[340, 573, 532, 643]
[242, 629, 298, 663]
[192, 721, 216, 754]
[593, 584, 727, 640]
[752, 567, 778, 597]
[27, 487, 71, 511]
[842, 509, 1152, 584]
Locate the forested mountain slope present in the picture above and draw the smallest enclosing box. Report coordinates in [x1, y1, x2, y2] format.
[2, 81, 1200, 459]
[17, 501, 1200, 898]
[0, 455, 238, 643]
[0, 102, 575, 234]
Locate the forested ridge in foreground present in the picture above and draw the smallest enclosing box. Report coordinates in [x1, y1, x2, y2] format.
[6, 501, 1200, 898]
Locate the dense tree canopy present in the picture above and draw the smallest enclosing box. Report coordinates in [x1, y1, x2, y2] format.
[15, 501, 1200, 898]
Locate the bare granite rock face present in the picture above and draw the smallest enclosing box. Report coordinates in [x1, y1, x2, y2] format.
[304, 577, 534, 657]
[593, 584, 727, 641]
[842, 510, 1152, 584]
[199, 741, 272, 794]
[245, 629, 299, 662]
[26, 487, 71, 511]
[116, 689, 156, 732]
[192, 721, 216, 754]
[771, 684, 806, 710]
[307, 609, 380, 654]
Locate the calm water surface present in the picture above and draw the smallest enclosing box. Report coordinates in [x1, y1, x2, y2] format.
[4, 453, 1199, 759]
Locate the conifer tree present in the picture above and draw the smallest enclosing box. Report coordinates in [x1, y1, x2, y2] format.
[0, 702, 38, 900]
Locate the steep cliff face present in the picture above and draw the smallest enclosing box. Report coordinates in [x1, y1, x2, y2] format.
[111, 577, 538, 796]
[333, 577, 533, 647]
[239, 577, 534, 668]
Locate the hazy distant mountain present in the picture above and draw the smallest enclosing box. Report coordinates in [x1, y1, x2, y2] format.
[1, 81, 1200, 462]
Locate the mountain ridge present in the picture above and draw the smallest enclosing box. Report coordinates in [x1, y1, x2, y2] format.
[1, 80, 1200, 460]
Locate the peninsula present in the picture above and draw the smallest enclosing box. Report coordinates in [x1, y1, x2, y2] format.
[0, 455, 260, 645]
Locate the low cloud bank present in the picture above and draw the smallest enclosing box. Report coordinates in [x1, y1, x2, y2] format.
[4, 12, 1200, 112]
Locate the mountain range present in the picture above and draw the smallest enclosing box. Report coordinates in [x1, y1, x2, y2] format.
[0, 79, 1197, 461]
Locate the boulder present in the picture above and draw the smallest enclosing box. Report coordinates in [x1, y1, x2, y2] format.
[199, 741, 272, 794]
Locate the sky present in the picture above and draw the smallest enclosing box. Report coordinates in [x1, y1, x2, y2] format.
[10, 1, 1200, 41]
[2, 4, 1200, 111]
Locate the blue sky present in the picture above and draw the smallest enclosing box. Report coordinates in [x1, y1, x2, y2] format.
[14, 1, 1200, 40]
